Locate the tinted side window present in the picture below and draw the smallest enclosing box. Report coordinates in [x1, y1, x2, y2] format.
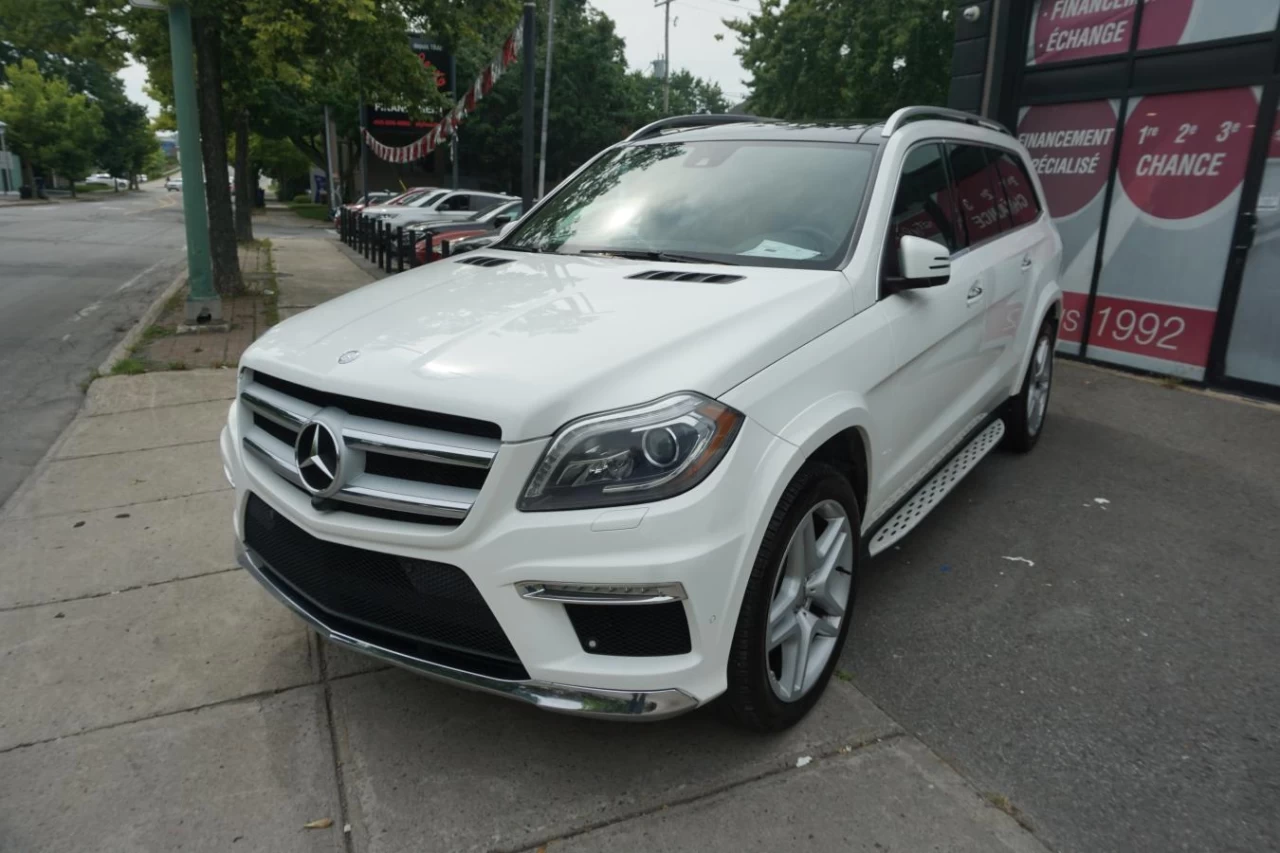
[884, 144, 963, 278]
[990, 149, 1041, 227]
[946, 144, 1011, 244]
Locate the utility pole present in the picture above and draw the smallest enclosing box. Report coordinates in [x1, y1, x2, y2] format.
[538, 0, 555, 198]
[358, 86, 369, 201]
[522, 1, 536, 210]
[657, 0, 674, 114]
[138, 0, 217, 324]
[323, 105, 338, 209]
[450, 55, 459, 190]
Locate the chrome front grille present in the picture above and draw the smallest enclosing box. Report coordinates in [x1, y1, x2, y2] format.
[239, 370, 500, 525]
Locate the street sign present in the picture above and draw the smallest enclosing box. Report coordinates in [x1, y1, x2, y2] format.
[368, 35, 452, 134]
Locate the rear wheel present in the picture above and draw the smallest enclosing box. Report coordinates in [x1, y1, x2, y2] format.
[1003, 319, 1055, 452]
[723, 462, 859, 732]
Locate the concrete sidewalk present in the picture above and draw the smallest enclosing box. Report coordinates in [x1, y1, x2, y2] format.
[0, 234, 1049, 852]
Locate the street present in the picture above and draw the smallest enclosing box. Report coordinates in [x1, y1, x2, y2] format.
[0, 184, 186, 503]
[846, 365, 1280, 853]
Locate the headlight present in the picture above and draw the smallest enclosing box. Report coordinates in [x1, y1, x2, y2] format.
[518, 393, 743, 512]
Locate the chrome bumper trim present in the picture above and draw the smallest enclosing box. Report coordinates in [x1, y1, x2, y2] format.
[236, 541, 699, 720]
[242, 436, 477, 520]
[517, 581, 688, 605]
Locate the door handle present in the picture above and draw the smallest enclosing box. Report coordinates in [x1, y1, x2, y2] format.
[966, 283, 984, 303]
[1020, 256, 1033, 270]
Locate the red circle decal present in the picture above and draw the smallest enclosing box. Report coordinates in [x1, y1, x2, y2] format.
[1032, 0, 1192, 64]
[1117, 88, 1257, 220]
[1017, 101, 1117, 218]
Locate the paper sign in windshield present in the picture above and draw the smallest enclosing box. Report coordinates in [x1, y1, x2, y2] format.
[739, 240, 821, 260]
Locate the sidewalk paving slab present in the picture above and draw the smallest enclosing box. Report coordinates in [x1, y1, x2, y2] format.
[84, 369, 236, 416]
[0, 570, 312, 750]
[0, 686, 343, 853]
[56, 398, 229, 459]
[330, 669, 901, 853]
[537, 737, 1049, 853]
[0, 490, 236, 608]
[3, 441, 225, 519]
[273, 235, 376, 312]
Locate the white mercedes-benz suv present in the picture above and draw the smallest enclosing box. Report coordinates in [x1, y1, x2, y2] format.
[222, 107, 1062, 731]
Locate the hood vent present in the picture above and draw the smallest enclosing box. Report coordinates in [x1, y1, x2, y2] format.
[455, 256, 513, 268]
[625, 270, 744, 284]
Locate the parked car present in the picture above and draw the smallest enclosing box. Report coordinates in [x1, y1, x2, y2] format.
[371, 190, 514, 228]
[164, 176, 183, 192]
[411, 200, 523, 264]
[443, 231, 501, 257]
[358, 187, 444, 220]
[225, 108, 1062, 731]
[333, 191, 399, 228]
[87, 173, 129, 190]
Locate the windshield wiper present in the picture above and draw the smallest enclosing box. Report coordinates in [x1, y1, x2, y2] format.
[575, 248, 738, 266]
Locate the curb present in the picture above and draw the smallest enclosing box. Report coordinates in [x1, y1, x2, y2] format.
[97, 269, 188, 376]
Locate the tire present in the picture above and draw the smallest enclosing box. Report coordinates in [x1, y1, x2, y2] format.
[723, 461, 860, 732]
[1003, 318, 1056, 453]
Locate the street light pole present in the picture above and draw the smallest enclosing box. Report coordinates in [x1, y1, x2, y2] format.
[164, 1, 218, 324]
[522, 1, 536, 210]
[538, 0, 555, 198]
[657, 0, 674, 114]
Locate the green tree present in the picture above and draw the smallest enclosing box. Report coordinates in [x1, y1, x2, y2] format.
[457, 0, 727, 193]
[0, 59, 104, 193]
[727, 0, 954, 120]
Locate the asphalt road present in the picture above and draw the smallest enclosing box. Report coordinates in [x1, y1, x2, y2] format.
[0, 184, 187, 505]
[845, 363, 1280, 853]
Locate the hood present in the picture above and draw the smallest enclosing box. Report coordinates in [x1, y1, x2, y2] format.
[243, 252, 854, 440]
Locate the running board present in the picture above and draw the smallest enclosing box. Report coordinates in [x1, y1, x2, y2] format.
[867, 419, 1006, 557]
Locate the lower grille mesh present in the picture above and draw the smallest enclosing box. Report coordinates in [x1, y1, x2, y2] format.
[565, 602, 692, 656]
[244, 493, 526, 679]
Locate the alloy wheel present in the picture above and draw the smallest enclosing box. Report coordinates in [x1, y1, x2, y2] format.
[766, 499, 855, 702]
[1026, 336, 1052, 436]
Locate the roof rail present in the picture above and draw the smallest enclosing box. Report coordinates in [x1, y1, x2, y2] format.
[881, 106, 1009, 138]
[624, 114, 777, 143]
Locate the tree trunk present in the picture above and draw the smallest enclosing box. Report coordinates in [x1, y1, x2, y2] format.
[194, 15, 242, 296]
[233, 109, 254, 242]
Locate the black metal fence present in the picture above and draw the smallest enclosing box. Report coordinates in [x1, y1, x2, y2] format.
[337, 208, 456, 275]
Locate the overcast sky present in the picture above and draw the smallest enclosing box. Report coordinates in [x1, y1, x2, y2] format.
[117, 0, 758, 117]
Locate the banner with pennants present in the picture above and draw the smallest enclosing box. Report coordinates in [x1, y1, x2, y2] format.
[362, 22, 523, 164]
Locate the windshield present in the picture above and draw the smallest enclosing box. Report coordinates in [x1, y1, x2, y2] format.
[503, 140, 875, 268]
[412, 190, 450, 209]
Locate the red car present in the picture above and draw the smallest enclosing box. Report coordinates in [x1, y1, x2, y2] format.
[414, 225, 492, 265]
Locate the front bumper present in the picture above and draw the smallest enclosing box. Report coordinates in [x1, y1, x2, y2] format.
[236, 540, 698, 719]
[222, 399, 798, 717]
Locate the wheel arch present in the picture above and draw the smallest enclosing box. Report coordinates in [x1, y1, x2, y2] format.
[1009, 285, 1064, 398]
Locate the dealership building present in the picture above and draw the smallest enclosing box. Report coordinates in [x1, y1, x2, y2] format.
[949, 0, 1280, 398]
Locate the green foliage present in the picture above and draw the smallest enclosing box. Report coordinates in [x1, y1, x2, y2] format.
[727, 0, 955, 120]
[0, 59, 104, 184]
[288, 201, 330, 221]
[460, 0, 728, 192]
[291, 192, 311, 203]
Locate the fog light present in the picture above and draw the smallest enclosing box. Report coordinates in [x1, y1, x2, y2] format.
[517, 581, 687, 605]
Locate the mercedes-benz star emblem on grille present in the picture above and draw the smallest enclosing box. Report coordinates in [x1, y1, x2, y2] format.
[337, 350, 361, 364]
[294, 420, 343, 497]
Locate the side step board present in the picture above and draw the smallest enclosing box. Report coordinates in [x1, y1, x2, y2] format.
[867, 419, 1006, 557]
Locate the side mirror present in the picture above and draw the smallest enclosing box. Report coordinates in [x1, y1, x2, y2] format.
[493, 214, 513, 227]
[896, 235, 951, 288]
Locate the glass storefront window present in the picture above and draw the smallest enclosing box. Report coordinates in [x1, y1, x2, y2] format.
[1139, 0, 1280, 49]
[1016, 100, 1120, 354]
[1090, 87, 1261, 380]
[1026, 0, 1139, 65]
[1224, 105, 1280, 386]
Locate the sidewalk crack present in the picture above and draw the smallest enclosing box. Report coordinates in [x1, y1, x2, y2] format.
[319, 640, 357, 853]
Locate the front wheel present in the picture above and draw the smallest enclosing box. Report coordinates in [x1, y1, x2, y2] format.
[1003, 319, 1055, 452]
[723, 462, 860, 732]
